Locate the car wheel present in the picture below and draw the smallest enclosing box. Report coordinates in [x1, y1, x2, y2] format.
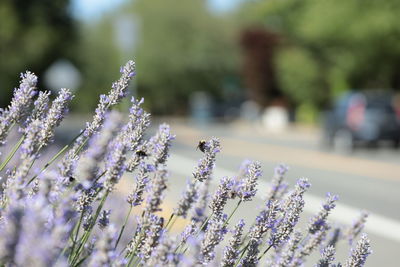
[333, 129, 354, 153]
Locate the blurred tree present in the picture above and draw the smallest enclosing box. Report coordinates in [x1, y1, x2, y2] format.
[130, 0, 239, 114]
[241, 0, 400, 108]
[71, 19, 121, 112]
[0, 0, 76, 108]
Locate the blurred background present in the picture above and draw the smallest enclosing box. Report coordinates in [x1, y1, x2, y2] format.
[1, 0, 400, 265]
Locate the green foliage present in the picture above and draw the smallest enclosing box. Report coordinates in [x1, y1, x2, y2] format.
[243, 0, 400, 107]
[131, 0, 239, 114]
[0, 0, 76, 108]
[71, 21, 122, 112]
[275, 47, 320, 105]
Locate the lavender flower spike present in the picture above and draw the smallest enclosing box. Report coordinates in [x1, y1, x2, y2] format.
[103, 134, 128, 192]
[98, 210, 111, 230]
[269, 178, 310, 248]
[193, 137, 221, 182]
[199, 214, 227, 264]
[316, 246, 336, 267]
[275, 230, 303, 267]
[221, 219, 245, 267]
[58, 61, 135, 182]
[144, 167, 168, 213]
[237, 161, 262, 201]
[88, 225, 118, 267]
[39, 88, 73, 147]
[190, 179, 210, 223]
[346, 210, 369, 245]
[149, 123, 175, 166]
[23, 91, 50, 131]
[308, 193, 338, 234]
[84, 60, 136, 138]
[242, 200, 280, 266]
[266, 163, 289, 201]
[138, 215, 164, 262]
[175, 179, 198, 218]
[0, 71, 37, 145]
[209, 176, 234, 216]
[123, 98, 150, 154]
[147, 235, 180, 266]
[75, 111, 122, 189]
[127, 162, 150, 206]
[344, 234, 372, 267]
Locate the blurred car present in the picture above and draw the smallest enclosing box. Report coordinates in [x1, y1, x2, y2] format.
[322, 90, 400, 151]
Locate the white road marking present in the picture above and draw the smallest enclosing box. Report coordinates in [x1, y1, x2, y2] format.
[169, 153, 400, 243]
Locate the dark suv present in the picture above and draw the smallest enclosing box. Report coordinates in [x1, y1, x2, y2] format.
[323, 91, 400, 151]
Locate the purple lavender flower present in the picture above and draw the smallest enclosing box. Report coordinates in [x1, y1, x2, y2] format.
[88, 225, 118, 267]
[59, 61, 135, 183]
[0, 71, 37, 145]
[5, 120, 42, 199]
[193, 137, 221, 182]
[308, 193, 338, 234]
[139, 215, 164, 261]
[180, 222, 198, 245]
[344, 234, 372, 267]
[199, 214, 227, 264]
[175, 179, 198, 218]
[145, 167, 168, 213]
[23, 91, 50, 131]
[148, 123, 175, 166]
[274, 230, 303, 267]
[103, 135, 128, 192]
[269, 178, 310, 248]
[0, 207, 24, 264]
[147, 235, 181, 266]
[242, 201, 280, 266]
[127, 162, 150, 206]
[266, 164, 289, 201]
[76, 111, 122, 189]
[39, 88, 73, 147]
[209, 176, 234, 216]
[237, 161, 262, 201]
[84, 60, 135, 138]
[346, 210, 369, 245]
[221, 219, 245, 267]
[190, 180, 210, 223]
[290, 225, 330, 266]
[98, 210, 111, 230]
[123, 97, 151, 170]
[316, 245, 336, 267]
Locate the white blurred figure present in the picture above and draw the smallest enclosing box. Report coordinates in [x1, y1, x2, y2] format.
[261, 106, 289, 133]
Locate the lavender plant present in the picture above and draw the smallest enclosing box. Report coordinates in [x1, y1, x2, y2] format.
[0, 61, 372, 267]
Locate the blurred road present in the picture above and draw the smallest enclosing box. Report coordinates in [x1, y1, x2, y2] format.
[161, 119, 400, 267]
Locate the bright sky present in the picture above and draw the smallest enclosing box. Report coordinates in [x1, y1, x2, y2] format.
[71, 0, 245, 20]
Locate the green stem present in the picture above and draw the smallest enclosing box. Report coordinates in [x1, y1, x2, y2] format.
[164, 213, 175, 230]
[115, 205, 133, 249]
[224, 200, 242, 227]
[71, 191, 109, 266]
[197, 212, 213, 235]
[166, 215, 178, 232]
[26, 131, 84, 185]
[69, 211, 84, 261]
[234, 243, 249, 267]
[257, 244, 273, 261]
[0, 135, 24, 171]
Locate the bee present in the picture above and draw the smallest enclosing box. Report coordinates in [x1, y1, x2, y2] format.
[196, 140, 207, 153]
[68, 176, 75, 183]
[135, 150, 148, 158]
